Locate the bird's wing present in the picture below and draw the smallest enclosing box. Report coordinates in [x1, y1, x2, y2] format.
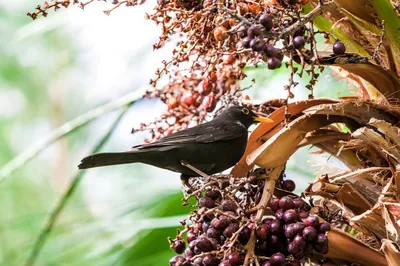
[133, 121, 245, 150]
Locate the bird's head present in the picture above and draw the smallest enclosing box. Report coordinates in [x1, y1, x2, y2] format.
[219, 105, 274, 128]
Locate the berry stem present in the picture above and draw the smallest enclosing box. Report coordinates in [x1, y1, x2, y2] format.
[243, 166, 285, 266]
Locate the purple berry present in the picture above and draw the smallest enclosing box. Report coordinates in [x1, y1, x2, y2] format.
[267, 57, 282, 70]
[293, 234, 306, 249]
[238, 26, 248, 38]
[203, 255, 220, 266]
[275, 209, 284, 220]
[193, 257, 204, 266]
[302, 226, 317, 241]
[333, 41, 346, 55]
[293, 36, 306, 49]
[285, 223, 297, 239]
[169, 256, 188, 266]
[314, 244, 329, 254]
[282, 180, 296, 192]
[223, 223, 239, 238]
[262, 262, 271, 266]
[259, 14, 273, 31]
[207, 227, 221, 239]
[293, 222, 306, 235]
[199, 197, 216, 208]
[211, 216, 230, 229]
[184, 248, 194, 258]
[171, 239, 186, 254]
[194, 237, 214, 253]
[239, 226, 251, 244]
[292, 197, 304, 209]
[247, 25, 262, 38]
[268, 198, 280, 212]
[186, 230, 197, 243]
[316, 233, 328, 246]
[318, 222, 331, 234]
[298, 210, 309, 219]
[264, 45, 279, 58]
[283, 209, 299, 224]
[279, 197, 294, 210]
[250, 38, 265, 52]
[270, 220, 282, 234]
[241, 37, 252, 48]
[205, 189, 221, 200]
[219, 261, 232, 266]
[287, 241, 300, 254]
[221, 200, 237, 212]
[227, 252, 241, 266]
[270, 252, 286, 265]
[304, 216, 319, 227]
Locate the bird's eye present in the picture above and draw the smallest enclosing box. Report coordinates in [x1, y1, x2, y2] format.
[242, 108, 250, 115]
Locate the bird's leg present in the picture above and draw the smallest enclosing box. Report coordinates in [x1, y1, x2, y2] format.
[180, 160, 211, 182]
[180, 174, 194, 194]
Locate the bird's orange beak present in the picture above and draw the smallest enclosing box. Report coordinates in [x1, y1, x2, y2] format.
[253, 116, 274, 123]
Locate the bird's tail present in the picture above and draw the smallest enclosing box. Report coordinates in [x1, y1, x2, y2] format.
[78, 151, 142, 169]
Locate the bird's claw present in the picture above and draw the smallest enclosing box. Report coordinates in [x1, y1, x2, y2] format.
[180, 160, 211, 181]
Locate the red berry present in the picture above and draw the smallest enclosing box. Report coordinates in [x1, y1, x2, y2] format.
[256, 224, 270, 240]
[199, 79, 214, 95]
[180, 92, 195, 106]
[167, 97, 178, 109]
[202, 94, 217, 112]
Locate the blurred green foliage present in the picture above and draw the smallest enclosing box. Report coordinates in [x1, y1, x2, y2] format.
[0, 2, 350, 266]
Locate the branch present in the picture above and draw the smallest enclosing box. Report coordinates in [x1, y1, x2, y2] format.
[0, 88, 145, 183]
[243, 166, 284, 266]
[23, 104, 132, 266]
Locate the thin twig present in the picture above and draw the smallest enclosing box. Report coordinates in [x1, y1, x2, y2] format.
[0, 88, 145, 183]
[24, 104, 133, 266]
[243, 166, 284, 266]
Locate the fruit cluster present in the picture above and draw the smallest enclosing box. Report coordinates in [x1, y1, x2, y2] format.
[169, 170, 331, 266]
[28, 0, 347, 142]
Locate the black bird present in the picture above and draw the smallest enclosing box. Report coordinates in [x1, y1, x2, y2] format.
[78, 105, 273, 178]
